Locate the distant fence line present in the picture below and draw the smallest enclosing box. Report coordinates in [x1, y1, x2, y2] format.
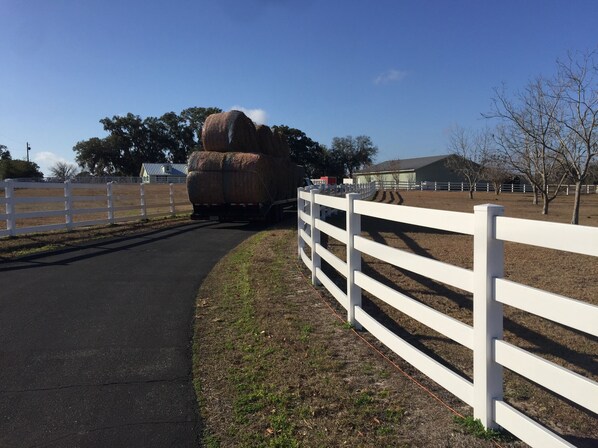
[372, 180, 598, 195]
[297, 186, 598, 448]
[309, 179, 598, 195]
[0, 180, 192, 238]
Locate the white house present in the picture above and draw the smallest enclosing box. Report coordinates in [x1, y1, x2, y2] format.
[140, 163, 188, 184]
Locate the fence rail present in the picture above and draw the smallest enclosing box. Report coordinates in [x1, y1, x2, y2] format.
[1, 179, 192, 238]
[362, 180, 598, 195]
[297, 186, 598, 448]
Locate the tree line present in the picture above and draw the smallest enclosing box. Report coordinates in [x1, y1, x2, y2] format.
[72, 109, 378, 179]
[447, 49, 598, 224]
[0, 145, 44, 180]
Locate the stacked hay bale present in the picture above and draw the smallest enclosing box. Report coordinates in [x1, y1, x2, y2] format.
[187, 110, 301, 206]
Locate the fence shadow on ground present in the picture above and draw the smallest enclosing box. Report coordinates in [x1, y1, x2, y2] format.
[0, 220, 256, 272]
[318, 208, 597, 391]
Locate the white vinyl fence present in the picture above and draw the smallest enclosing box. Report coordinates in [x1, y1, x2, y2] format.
[297, 187, 598, 448]
[370, 180, 598, 195]
[1, 179, 190, 238]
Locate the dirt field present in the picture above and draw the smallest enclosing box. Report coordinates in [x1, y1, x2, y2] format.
[320, 189, 597, 446]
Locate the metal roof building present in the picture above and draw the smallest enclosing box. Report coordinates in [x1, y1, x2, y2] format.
[354, 155, 465, 184]
[140, 163, 188, 183]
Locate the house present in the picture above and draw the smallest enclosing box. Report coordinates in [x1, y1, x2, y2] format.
[140, 163, 188, 184]
[354, 155, 466, 185]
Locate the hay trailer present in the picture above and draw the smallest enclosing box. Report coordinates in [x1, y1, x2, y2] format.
[187, 110, 303, 223]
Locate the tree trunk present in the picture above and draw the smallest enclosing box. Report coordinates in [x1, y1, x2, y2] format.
[571, 181, 582, 225]
[542, 193, 549, 215]
[468, 187, 474, 200]
[532, 184, 538, 205]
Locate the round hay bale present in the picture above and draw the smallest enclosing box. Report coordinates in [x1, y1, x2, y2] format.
[255, 124, 276, 156]
[187, 150, 226, 172]
[187, 170, 225, 205]
[201, 110, 259, 153]
[222, 153, 275, 203]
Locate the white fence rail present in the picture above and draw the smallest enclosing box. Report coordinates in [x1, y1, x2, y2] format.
[369, 180, 598, 195]
[1, 179, 190, 238]
[297, 187, 598, 448]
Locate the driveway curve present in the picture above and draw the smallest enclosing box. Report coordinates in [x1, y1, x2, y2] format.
[0, 221, 257, 448]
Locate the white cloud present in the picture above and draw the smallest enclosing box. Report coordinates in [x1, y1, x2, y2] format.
[373, 69, 407, 85]
[230, 105, 268, 125]
[32, 151, 74, 177]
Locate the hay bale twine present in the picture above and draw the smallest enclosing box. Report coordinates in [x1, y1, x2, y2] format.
[222, 152, 275, 203]
[201, 110, 259, 153]
[255, 124, 277, 156]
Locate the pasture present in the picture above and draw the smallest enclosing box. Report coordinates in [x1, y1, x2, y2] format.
[319, 189, 597, 445]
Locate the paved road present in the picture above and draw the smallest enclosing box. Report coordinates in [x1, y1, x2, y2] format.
[0, 221, 257, 448]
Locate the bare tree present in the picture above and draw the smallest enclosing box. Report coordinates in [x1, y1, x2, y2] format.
[445, 126, 491, 199]
[373, 170, 385, 191]
[552, 50, 598, 224]
[50, 161, 79, 181]
[387, 159, 401, 190]
[483, 150, 512, 195]
[488, 77, 568, 215]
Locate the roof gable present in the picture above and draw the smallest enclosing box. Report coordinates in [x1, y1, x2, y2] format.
[141, 163, 188, 176]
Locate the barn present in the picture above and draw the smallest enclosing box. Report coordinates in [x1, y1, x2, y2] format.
[354, 155, 465, 185]
[140, 163, 188, 184]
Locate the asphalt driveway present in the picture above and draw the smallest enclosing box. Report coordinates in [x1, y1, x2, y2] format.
[0, 221, 257, 448]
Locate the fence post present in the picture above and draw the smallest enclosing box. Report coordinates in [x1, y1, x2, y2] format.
[107, 182, 115, 224]
[169, 183, 175, 216]
[434, 181, 437, 191]
[346, 193, 362, 329]
[473, 204, 504, 430]
[64, 180, 73, 230]
[4, 179, 16, 236]
[523, 184, 526, 193]
[309, 188, 321, 285]
[140, 183, 147, 220]
[448, 182, 451, 191]
[297, 187, 304, 258]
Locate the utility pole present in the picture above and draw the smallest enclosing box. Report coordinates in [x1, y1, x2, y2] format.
[26, 142, 31, 162]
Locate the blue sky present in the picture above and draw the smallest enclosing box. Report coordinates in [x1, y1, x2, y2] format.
[1, 0, 596, 176]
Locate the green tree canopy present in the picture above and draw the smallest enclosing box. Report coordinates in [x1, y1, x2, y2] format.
[271, 125, 328, 178]
[73, 106, 222, 176]
[0, 159, 44, 180]
[0, 144, 11, 160]
[329, 135, 378, 178]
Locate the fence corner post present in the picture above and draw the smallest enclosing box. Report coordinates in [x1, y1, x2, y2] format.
[106, 182, 115, 225]
[309, 188, 321, 285]
[64, 180, 73, 230]
[4, 179, 16, 236]
[346, 192, 362, 329]
[140, 182, 147, 220]
[473, 204, 504, 430]
[169, 183, 175, 216]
